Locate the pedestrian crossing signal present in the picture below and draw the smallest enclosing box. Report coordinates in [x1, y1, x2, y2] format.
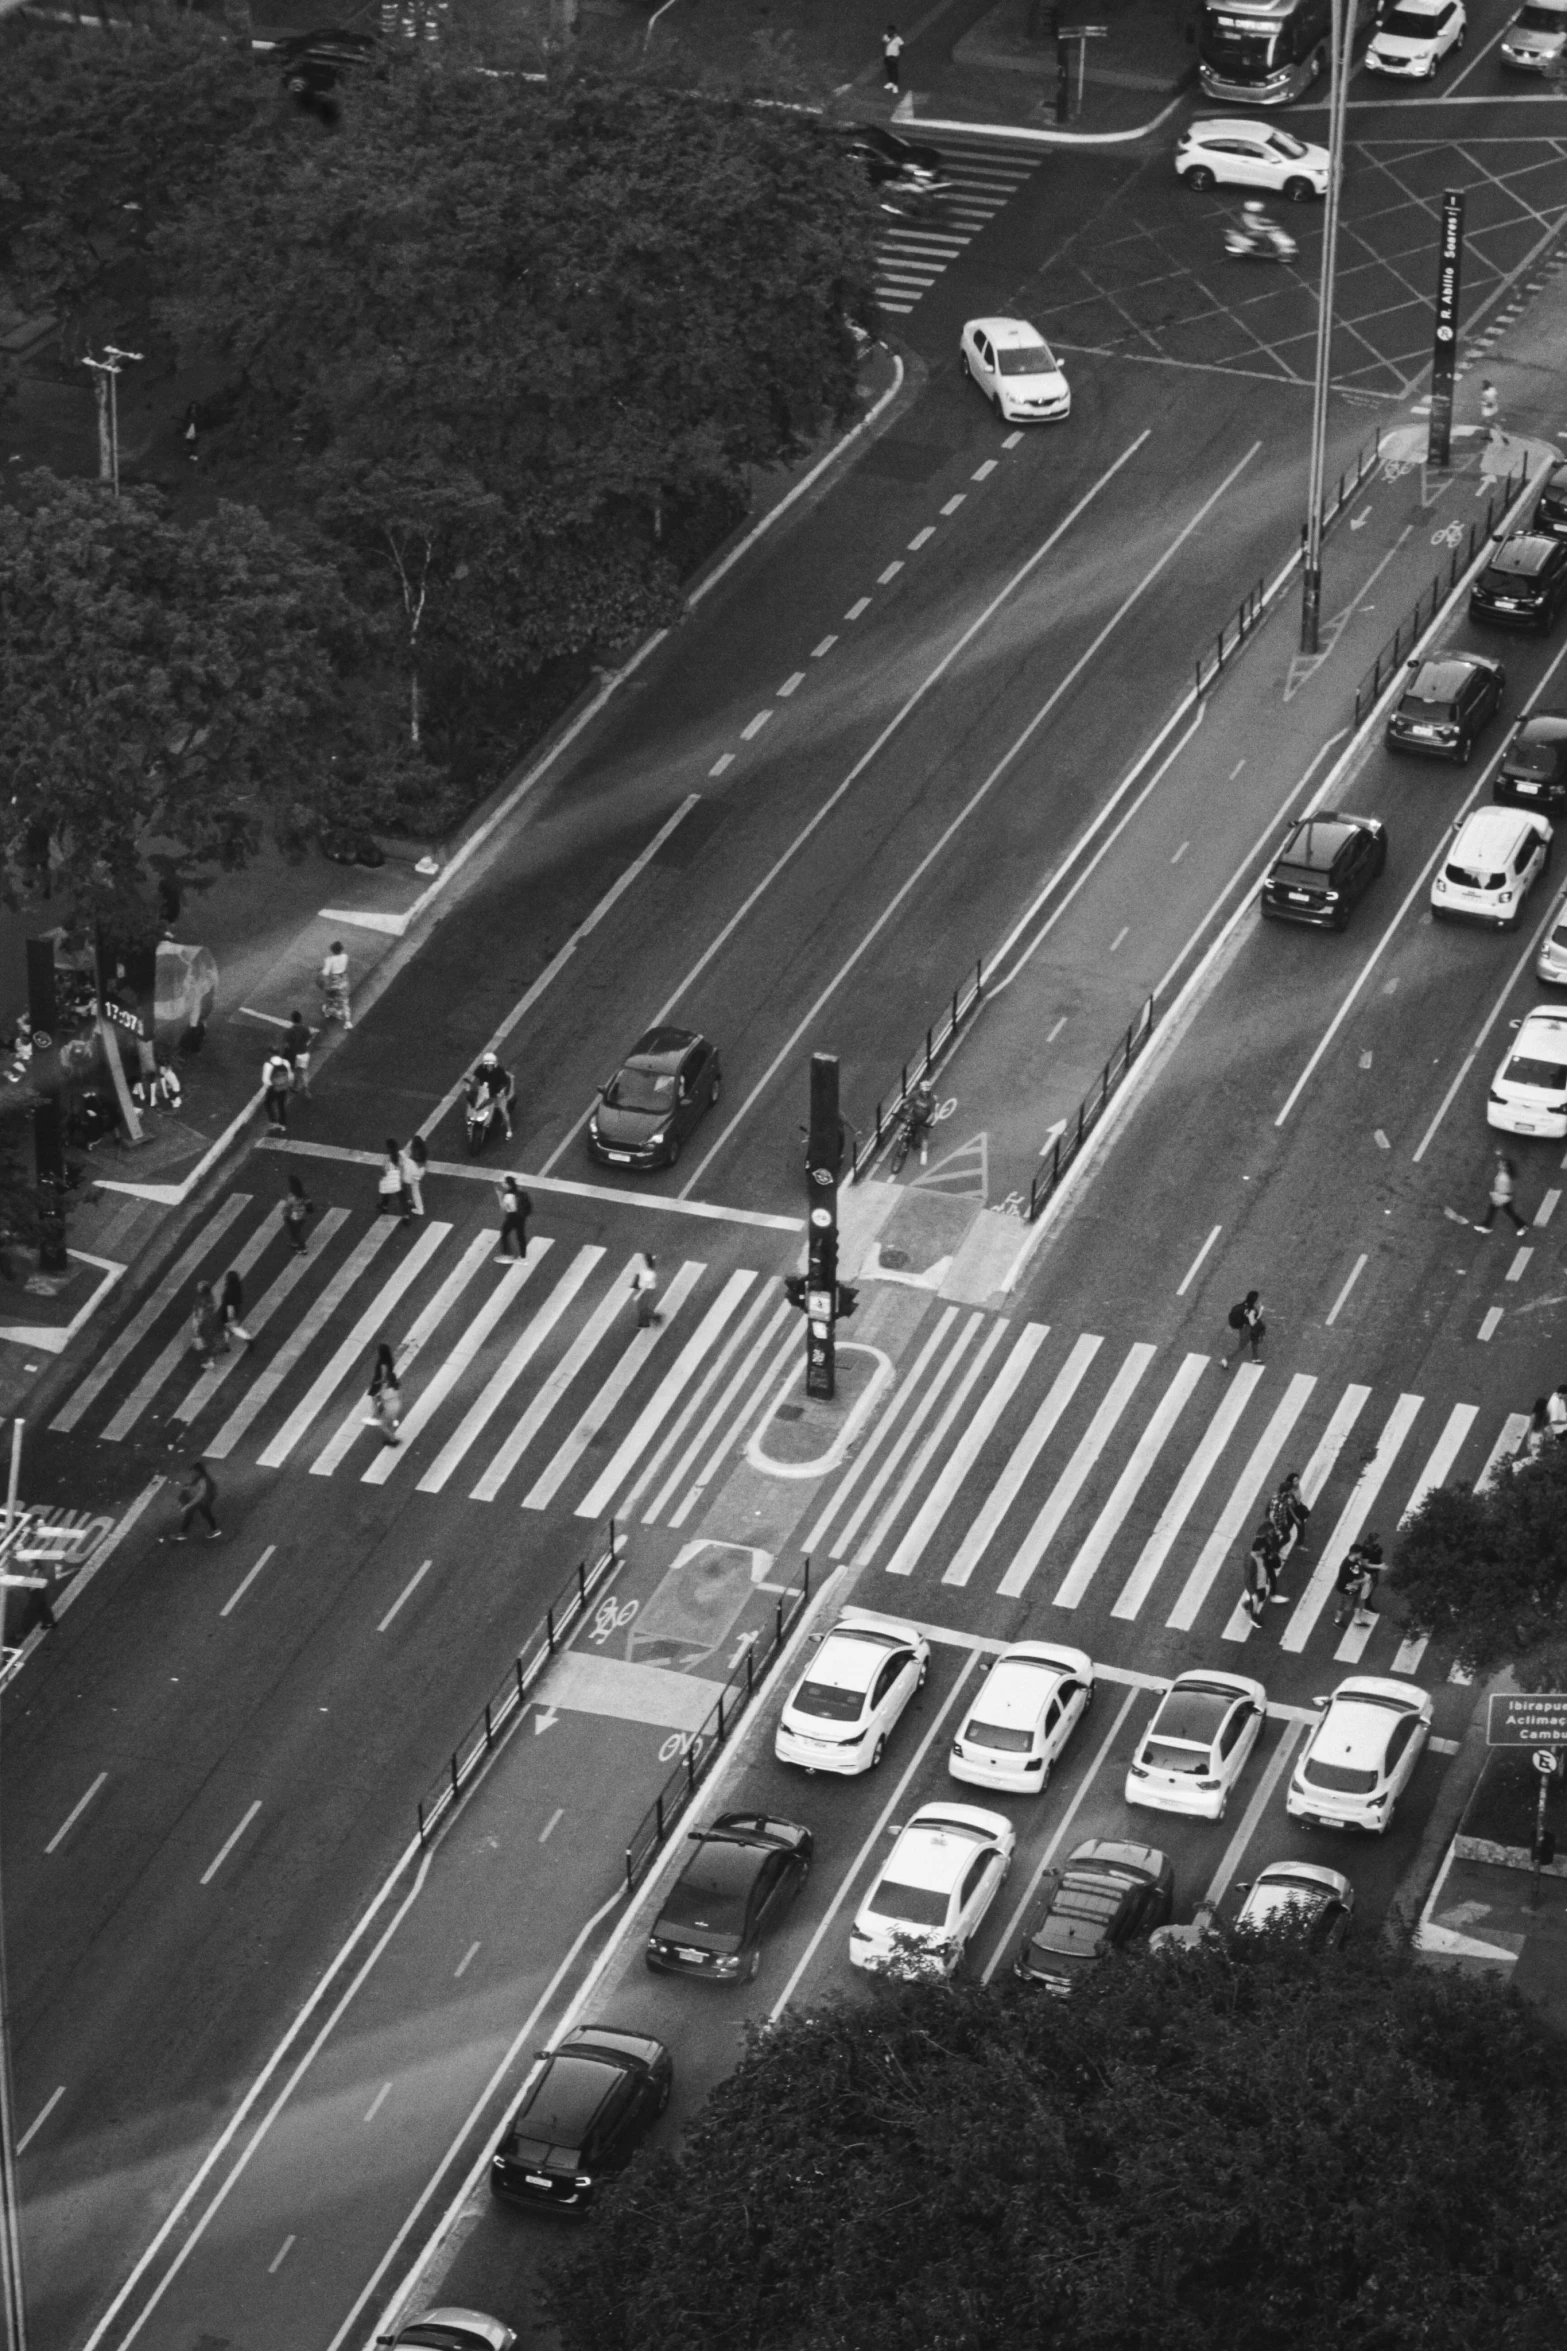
[836, 1283, 859, 1320]
[784, 1276, 807, 1310]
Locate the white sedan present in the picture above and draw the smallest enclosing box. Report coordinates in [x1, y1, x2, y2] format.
[1366, 0, 1466, 75]
[960, 317, 1070, 424]
[1125, 1669, 1267, 1821]
[1488, 1005, 1567, 1138]
[948, 1641, 1094, 1794]
[1287, 1676, 1432, 1833]
[850, 1802, 1015, 1978]
[774, 1606, 928, 1776]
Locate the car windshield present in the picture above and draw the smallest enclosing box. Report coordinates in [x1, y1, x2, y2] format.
[1446, 862, 1506, 891]
[1517, 4, 1567, 24]
[604, 1065, 675, 1112]
[1505, 1052, 1567, 1090]
[660, 1843, 757, 1932]
[1304, 1758, 1380, 1794]
[1380, 6, 1439, 30]
[998, 342, 1056, 376]
[1143, 1738, 1211, 1777]
[1153, 1688, 1228, 1744]
[962, 1716, 1033, 1752]
[792, 1678, 862, 1722]
[867, 1877, 949, 1926]
[1202, 27, 1279, 68]
[1281, 820, 1352, 872]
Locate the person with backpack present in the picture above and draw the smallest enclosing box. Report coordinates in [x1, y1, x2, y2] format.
[1270, 1470, 1311, 1554]
[262, 1048, 294, 1136]
[1222, 1290, 1265, 1368]
[377, 1139, 406, 1218]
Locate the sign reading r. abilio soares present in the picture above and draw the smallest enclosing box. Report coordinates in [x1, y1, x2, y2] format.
[1487, 1691, 1567, 1747]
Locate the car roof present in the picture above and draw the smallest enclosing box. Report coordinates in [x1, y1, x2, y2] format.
[1453, 805, 1540, 854]
[623, 1025, 703, 1070]
[1188, 116, 1283, 137]
[1489, 534, 1559, 576]
[1384, 0, 1453, 15]
[1238, 1879, 1331, 1926]
[888, 1805, 1006, 1891]
[1279, 814, 1362, 868]
[1410, 657, 1483, 697]
[971, 1652, 1072, 1727]
[969, 315, 1051, 346]
[1313, 1679, 1429, 1762]
[810, 1609, 920, 1690]
[1252, 1859, 1351, 1898]
[1167, 1668, 1266, 1704]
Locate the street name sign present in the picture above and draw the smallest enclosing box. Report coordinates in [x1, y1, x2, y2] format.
[1487, 1691, 1567, 1747]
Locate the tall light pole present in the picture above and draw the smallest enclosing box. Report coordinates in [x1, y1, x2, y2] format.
[80, 345, 142, 501]
[1300, 0, 1352, 655]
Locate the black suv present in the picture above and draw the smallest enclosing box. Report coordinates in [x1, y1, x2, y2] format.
[1495, 710, 1567, 817]
[1385, 650, 1505, 760]
[1260, 810, 1387, 930]
[646, 1813, 812, 1983]
[274, 27, 381, 115]
[831, 122, 952, 200]
[490, 2026, 671, 2214]
[1014, 1840, 1173, 1994]
[1469, 533, 1567, 632]
[1534, 459, 1567, 539]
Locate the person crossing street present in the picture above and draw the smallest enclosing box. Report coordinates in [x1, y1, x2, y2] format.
[171, 1460, 220, 1541]
[1475, 1149, 1527, 1235]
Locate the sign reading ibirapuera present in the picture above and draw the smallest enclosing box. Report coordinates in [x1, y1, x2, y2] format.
[1487, 1692, 1567, 1747]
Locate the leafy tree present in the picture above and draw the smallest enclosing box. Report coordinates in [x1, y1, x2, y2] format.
[0, 469, 353, 939]
[545, 1936, 1567, 2351]
[1390, 1442, 1567, 1688]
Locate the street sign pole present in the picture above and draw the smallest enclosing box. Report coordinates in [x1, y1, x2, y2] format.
[1531, 1748, 1559, 1909]
[1427, 190, 1465, 471]
[1300, 0, 1351, 655]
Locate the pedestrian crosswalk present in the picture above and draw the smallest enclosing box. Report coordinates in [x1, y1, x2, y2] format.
[54, 1193, 1511, 1669]
[874, 137, 1039, 316]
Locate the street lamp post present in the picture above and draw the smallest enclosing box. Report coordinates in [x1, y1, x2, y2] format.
[80, 345, 142, 501]
[1300, 0, 1352, 655]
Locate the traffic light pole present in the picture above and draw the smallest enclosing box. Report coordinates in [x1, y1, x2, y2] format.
[803, 1054, 842, 1400]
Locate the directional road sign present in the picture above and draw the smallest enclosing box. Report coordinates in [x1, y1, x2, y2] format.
[1488, 1691, 1567, 1747]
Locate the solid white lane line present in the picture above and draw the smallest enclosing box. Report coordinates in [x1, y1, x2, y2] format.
[50, 1193, 251, 1432]
[377, 1561, 432, 1635]
[470, 1254, 644, 1503]
[884, 1322, 1049, 1578]
[257, 1222, 450, 1469]
[1281, 1391, 1422, 1652]
[44, 1774, 108, 1855]
[364, 2083, 393, 2122]
[1204, 1724, 1305, 1908]
[207, 1218, 402, 1459]
[219, 1546, 276, 1620]
[648, 1296, 793, 1524]
[1166, 1373, 1317, 1632]
[524, 1262, 706, 1511]
[1053, 1352, 1208, 1609]
[576, 1270, 756, 1520]
[997, 1343, 1157, 1598]
[805, 1309, 960, 1556]
[416, 1247, 601, 1494]
[982, 1687, 1143, 1982]
[943, 1334, 1102, 1587]
[366, 1247, 547, 1486]
[858, 1320, 1012, 1569]
[102, 1206, 282, 1442]
[15, 2087, 65, 2156]
[310, 1229, 495, 1478]
[1111, 1364, 1263, 1620]
[1176, 1224, 1221, 1296]
[1324, 1252, 1367, 1327]
[176, 1209, 352, 1422]
[620, 1283, 779, 1518]
[200, 1801, 261, 1887]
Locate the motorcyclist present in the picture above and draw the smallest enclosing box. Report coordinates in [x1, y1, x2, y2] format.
[1234, 200, 1289, 255]
[466, 1049, 515, 1142]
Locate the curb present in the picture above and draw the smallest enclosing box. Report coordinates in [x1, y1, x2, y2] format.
[902, 91, 1186, 144]
[1389, 1673, 1513, 1942]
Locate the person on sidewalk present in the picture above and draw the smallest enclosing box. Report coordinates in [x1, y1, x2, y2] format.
[283, 1173, 314, 1256]
[1222, 1291, 1265, 1368]
[882, 21, 904, 90]
[631, 1249, 660, 1328]
[1480, 379, 1501, 446]
[218, 1269, 252, 1348]
[378, 1140, 406, 1219]
[284, 1011, 314, 1097]
[496, 1176, 531, 1262]
[401, 1135, 427, 1219]
[262, 1050, 294, 1136]
[190, 1280, 222, 1367]
[320, 940, 352, 1028]
[1475, 1150, 1527, 1234]
[365, 1341, 402, 1446]
[172, 1460, 220, 1541]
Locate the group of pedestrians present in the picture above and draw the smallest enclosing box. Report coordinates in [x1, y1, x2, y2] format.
[190, 1271, 252, 1367]
[1240, 1471, 1310, 1625]
[377, 1137, 431, 1222]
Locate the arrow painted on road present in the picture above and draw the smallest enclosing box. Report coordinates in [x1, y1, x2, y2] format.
[1039, 1120, 1067, 1156]
[533, 1705, 559, 1734]
[728, 1630, 759, 1672]
[1349, 505, 1372, 529]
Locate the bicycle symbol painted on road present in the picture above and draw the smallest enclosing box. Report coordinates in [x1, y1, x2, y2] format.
[657, 1727, 711, 1766]
[588, 1595, 639, 1644]
[1381, 459, 1413, 483]
[1431, 520, 1464, 549]
[998, 1190, 1029, 1221]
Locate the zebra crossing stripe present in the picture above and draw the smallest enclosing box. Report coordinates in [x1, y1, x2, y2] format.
[575, 1271, 758, 1522]
[206, 1216, 403, 1461]
[176, 1210, 352, 1423]
[650, 1296, 794, 1527]
[1220, 1379, 1375, 1645]
[1379, 1401, 1482, 1672]
[1054, 1352, 1209, 1610]
[417, 1246, 602, 1495]
[256, 1222, 451, 1469]
[1167, 1373, 1317, 1632]
[1477, 1411, 1529, 1491]
[50, 1194, 250, 1434]
[804, 1309, 961, 1558]
[856, 1318, 1012, 1570]
[666, 1317, 799, 1531]
[525, 1261, 705, 1512]
[1281, 1391, 1421, 1653]
[884, 1323, 1049, 1579]
[835, 1315, 985, 1562]
[943, 1333, 1102, 1589]
[309, 1230, 496, 1478]
[997, 1344, 1157, 1599]
[102, 1205, 282, 1443]
[620, 1282, 781, 1521]
[1111, 1363, 1262, 1620]
[362, 1244, 548, 1486]
[469, 1254, 646, 1504]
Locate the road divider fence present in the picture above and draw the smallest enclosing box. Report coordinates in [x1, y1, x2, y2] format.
[848, 963, 985, 1182]
[1353, 453, 1531, 725]
[1026, 992, 1159, 1222]
[623, 1556, 813, 1891]
[416, 1521, 620, 1845]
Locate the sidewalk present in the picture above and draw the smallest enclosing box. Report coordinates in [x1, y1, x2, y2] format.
[1416, 1746, 1567, 2036]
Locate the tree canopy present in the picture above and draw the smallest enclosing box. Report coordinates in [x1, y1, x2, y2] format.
[545, 1935, 1567, 2351]
[1390, 1441, 1567, 1688]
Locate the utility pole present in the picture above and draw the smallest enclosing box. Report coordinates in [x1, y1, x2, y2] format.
[80, 346, 142, 500]
[1300, 0, 1352, 654]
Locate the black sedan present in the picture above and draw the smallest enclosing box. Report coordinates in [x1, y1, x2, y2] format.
[490, 2025, 671, 2215]
[1385, 650, 1505, 761]
[1534, 459, 1567, 538]
[1260, 810, 1386, 931]
[646, 1812, 812, 1982]
[1013, 1838, 1174, 1993]
[587, 1026, 721, 1170]
[832, 122, 952, 198]
[1469, 533, 1567, 632]
[1495, 710, 1567, 817]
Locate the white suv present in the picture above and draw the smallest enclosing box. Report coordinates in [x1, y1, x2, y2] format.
[1488, 1006, 1567, 1137]
[1431, 804, 1550, 929]
[1502, 0, 1567, 72]
[1174, 120, 1329, 203]
[1366, 0, 1467, 75]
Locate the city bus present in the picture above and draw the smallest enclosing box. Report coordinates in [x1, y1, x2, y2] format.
[1198, 0, 1358, 104]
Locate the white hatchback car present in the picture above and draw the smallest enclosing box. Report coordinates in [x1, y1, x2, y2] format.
[1367, 0, 1466, 74]
[774, 1606, 928, 1776]
[1287, 1677, 1433, 1833]
[1537, 887, 1567, 985]
[1174, 118, 1330, 202]
[1125, 1669, 1267, 1821]
[1488, 1005, 1567, 1137]
[960, 317, 1070, 423]
[849, 1802, 1015, 1978]
[949, 1641, 1094, 1793]
[1431, 804, 1550, 930]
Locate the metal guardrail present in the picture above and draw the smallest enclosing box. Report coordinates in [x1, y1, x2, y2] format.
[623, 1557, 812, 1891]
[848, 962, 985, 1182]
[1025, 993, 1158, 1223]
[415, 1522, 620, 1844]
[1352, 455, 1530, 725]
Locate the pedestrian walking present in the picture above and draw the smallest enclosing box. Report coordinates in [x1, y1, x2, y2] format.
[1271, 1469, 1311, 1554]
[631, 1249, 660, 1328]
[320, 939, 352, 1028]
[218, 1268, 252, 1348]
[401, 1134, 427, 1219]
[172, 1459, 220, 1541]
[882, 20, 904, 89]
[377, 1139, 406, 1218]
[1241, 1535, 1275, 1625]
[495, 1175, 531, 1263]
[1222, 1290, 1265, 1367]
[1548, 1384, 1567, 1445]
[1480, 378, 1501, 446]
[283, 1010, 314, 1096]
[1332, 1533, 1384, 1629]
[190, 1279, 222, 1367]
[262, 1049, 293, 1136]
[283, 1172, 314, 1255]
[1475, 1149, 1527, 1234]
[365, 1341, 402, 1445]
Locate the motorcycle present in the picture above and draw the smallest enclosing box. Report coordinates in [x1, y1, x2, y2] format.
[889, 1093, 935, 1176]
[464, 1080, 503, 1158]
[1223, 222, 1298, 263]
